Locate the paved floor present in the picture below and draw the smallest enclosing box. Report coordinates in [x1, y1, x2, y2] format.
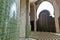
[20, 38, 37, 40]
[31, 32, 60, 40]
[20, 32, 60, 40]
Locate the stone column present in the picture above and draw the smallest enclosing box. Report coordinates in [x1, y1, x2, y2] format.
[30, 3, 37, 32]
[26, 0, 31, 38]
[20, 0, 26, 38]
[55, 17, 60, 32]
[33, 3, 37, 32]
[54, 3, 60, 32]
[54, 1, 60, 33]
[20, 0, 31, 39]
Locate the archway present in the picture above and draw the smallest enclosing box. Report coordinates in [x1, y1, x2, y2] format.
[37, 1, 56, 32]
[37, 1, 54, 19]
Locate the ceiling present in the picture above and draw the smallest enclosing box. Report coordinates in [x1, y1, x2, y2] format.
[29, 0, 38, 3]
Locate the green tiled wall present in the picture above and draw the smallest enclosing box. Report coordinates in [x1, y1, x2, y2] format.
[0, 0, 20, 40]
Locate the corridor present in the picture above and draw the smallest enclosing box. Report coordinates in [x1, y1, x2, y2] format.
[20, 0, 60, 40]
[0, 0, 60, 40]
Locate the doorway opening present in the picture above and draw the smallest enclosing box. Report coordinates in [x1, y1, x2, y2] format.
[37, 1, 56, 32]
[37, 10, 56, 32]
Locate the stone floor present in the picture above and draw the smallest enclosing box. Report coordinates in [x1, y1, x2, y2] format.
[20, 38, 37, 40]
[31, 32, 60, 40]
[20, 32, 60, 40]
